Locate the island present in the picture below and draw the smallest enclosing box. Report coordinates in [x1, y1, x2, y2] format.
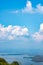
[32, 55, 43, 62]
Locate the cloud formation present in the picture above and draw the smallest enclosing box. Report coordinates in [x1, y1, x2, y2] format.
[40, 23, 43, 32]
[32, 23, 43, 42]
[22, 1, 34, 13]
[0, 24, 29, 40]
[0, 23, 43, 42]
[36, 4, 43, 13]
[22, 1, 43, 13]
[11, 1, 43, 14]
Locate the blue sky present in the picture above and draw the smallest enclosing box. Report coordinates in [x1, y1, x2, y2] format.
[0, 0, 43, 54]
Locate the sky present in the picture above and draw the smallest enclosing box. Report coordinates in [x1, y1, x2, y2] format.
[0, 0, 43, 54]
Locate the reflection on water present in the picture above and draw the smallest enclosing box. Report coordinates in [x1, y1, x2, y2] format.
[0, 54, 43, 65]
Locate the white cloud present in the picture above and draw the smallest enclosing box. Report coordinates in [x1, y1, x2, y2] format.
[9, 1, 43, 14]
[11, 26, 29, 36]
[36, 4, 43, 13]
[32, 32, 43, 42]
[0, 23, 43, 42]
[11, 1, 43, 14]
[22, 1, 43, 14]
[40, 23, 43, 32]
[0, 24, 29, 40]
[22, 1, 34, 13]
[32, 23, 43, 42]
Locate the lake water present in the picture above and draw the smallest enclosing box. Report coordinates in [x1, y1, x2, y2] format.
[0, 54, 43, 65]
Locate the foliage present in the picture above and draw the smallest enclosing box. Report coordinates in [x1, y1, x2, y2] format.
[0, 58, 9, 65]
[11, 61, 19, 65]
[0, 58, 19, 65]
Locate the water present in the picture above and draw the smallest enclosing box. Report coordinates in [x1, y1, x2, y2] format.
[0, 54, 43, 65]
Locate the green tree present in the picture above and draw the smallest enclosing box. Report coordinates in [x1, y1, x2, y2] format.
[0, 58, 9, 65]
[11, 61, 19, 65]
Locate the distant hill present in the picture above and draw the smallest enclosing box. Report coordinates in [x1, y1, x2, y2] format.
[32, 55, 43, 62]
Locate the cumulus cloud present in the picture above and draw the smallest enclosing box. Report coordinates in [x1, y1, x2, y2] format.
[36, 4, 43, 13]
[32, 23, 43, 42]
[0, 23, 43, 42]
[22, 1, 43, 13]
[32, 32, 43, 42]
[40, 23, 43, 32]
[10, 1, 43, 14]
[0, 24, 29, 40]
[22, 1, 34, 13]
